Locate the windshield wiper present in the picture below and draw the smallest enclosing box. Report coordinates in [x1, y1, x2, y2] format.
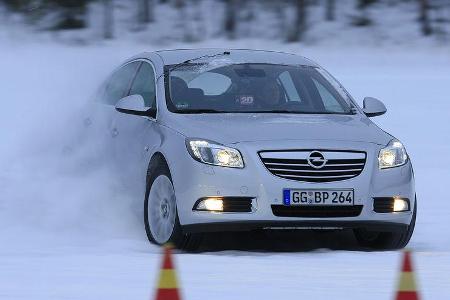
[157, 51, 231, 82]
[230, 110, 354, 115]
[170, 51, 231, 72]
[176, 109, 224, 114]
[252, 110, 304, 114]
[176, 109, 355, 115]
[232, 110, 331, 114]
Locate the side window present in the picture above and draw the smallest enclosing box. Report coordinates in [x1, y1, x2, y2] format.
[278, 71, 302, 102]
[103, 62, 140, 105]
[312, 78, 345, 112]
[129, 62, 156, 108]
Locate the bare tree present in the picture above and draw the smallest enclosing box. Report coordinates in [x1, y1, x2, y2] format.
[174, 0, 192, 42]
[275, 1, 287, 39]
[192, 0, 206, 41]
[103, 0, 113, 39]
[352, 0, 375, 27]
[139, 0, 154, 23]
[224, 0, 237, 39]
[419, 0, 433, 35]
[325, 0, 335, 21]
[287, 0, 307, 42]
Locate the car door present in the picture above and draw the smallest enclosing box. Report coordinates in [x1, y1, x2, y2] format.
[72, 61, 140, 161]
[103, 61, 141, 137]
[111, 60, 159, 194]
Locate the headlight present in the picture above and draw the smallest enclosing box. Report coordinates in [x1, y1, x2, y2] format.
[186, 139, 244, 168]
[378, 139, 408, 169]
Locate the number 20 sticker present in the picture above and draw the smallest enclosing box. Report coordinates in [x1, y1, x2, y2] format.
[237, 95, 254, 105]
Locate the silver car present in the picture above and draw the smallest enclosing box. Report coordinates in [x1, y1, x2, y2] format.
[91, 49, 416, 250]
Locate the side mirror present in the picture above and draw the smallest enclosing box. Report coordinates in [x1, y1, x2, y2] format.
[115, 95, 156, 118]
[363, 97, 387, 117]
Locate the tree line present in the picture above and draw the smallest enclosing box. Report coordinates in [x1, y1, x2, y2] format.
[1, 0, 448, 42]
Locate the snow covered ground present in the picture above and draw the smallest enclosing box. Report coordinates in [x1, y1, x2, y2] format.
[0, 39, 449, 299]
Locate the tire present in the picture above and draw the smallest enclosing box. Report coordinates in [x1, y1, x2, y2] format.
[353, 196, 417, 250]
[144, 156, 202, 251]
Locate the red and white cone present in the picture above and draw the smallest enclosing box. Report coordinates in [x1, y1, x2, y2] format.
[395, 250, 420, 300]
[154, 244, 181, 300]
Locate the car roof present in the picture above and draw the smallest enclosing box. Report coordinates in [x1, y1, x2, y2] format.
[136, 48, 319, 67]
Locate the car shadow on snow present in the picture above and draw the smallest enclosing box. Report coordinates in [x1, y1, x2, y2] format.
[197, 229, 369, 253]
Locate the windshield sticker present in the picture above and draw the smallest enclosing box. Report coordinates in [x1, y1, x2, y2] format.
[236, 95, 254, 105]
[175, 102, 189, 109]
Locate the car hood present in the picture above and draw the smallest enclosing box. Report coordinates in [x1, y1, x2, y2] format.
[162, 113, 391, 145]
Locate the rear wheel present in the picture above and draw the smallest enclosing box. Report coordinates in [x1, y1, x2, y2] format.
[353, 197, 417, 250]
[144, 157, 202, 251]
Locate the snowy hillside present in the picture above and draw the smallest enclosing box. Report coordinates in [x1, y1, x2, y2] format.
[1, 0, 449, 47]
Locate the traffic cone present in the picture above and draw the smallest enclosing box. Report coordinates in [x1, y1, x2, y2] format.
[154, 244, 181, 300]
[395, 250, 420, 300]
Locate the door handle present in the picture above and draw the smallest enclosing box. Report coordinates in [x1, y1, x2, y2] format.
[111, 128, 119, 137]
[83, 117, 92, 127]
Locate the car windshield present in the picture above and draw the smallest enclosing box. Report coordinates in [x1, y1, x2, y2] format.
[165, 63, 353, 114]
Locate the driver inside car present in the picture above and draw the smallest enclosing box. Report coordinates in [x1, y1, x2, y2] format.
[235, 78, 285, 110]
[256, 79, 285, 109]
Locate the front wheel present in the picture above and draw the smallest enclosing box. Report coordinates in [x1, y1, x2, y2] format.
[354, 197, 417, 250]
[144, 158, 202, 251]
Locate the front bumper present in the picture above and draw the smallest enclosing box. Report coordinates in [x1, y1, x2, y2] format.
[169, 139, 415, 233]
[183, 220, 408, 233]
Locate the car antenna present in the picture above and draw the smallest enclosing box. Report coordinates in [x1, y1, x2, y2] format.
[156, 51, 231, 82]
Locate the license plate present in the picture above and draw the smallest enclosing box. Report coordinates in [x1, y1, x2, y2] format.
[283, 189, 354, 206]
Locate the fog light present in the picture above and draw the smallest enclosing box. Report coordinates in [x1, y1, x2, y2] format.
[196, 198, 223, 211]
[393, 198, 409, 212]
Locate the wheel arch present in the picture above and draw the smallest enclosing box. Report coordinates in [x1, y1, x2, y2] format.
[146, 151, 172, 182]
[145, 138, 194, 226]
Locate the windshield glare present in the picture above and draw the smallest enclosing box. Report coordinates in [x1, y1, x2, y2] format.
[166, 63, 352, 114]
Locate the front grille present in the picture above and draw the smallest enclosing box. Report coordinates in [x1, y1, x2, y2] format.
[271, 205, 363, 218]
[259, 150, 366, 183]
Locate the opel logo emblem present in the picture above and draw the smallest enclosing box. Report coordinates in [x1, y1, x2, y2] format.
[307, 151, 327, 169]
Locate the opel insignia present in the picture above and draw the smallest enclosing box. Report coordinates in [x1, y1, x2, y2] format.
[91, 49, 416, 250]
